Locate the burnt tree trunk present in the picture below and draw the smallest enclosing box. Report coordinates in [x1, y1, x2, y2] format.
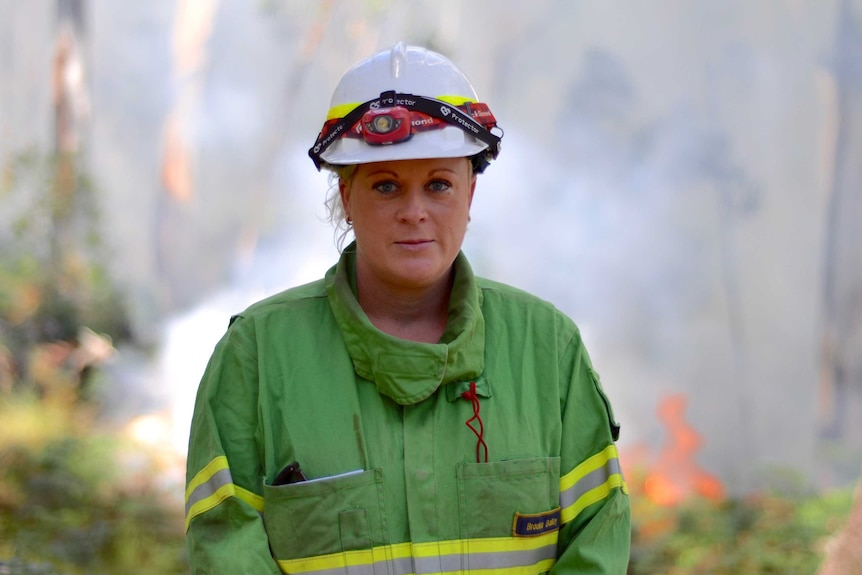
[821, 0, 862, 465]
[41, 0, 90, 341]
[51, 0, 86, 269]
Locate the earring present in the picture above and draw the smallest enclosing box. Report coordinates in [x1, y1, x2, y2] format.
[346, 216, 353, 225]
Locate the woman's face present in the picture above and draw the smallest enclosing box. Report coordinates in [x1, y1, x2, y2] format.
[340, 157, 476, 296]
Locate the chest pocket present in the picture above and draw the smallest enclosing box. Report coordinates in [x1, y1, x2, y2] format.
[262, 469, 387, 561]
[456, 457, 560, 539]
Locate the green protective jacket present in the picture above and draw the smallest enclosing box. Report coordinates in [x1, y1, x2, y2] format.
[185, 246, 630, 574]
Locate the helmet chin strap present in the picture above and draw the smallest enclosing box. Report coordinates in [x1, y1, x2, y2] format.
[308, 91, 502, 171]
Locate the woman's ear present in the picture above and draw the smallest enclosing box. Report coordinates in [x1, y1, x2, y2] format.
[339, 178, 351, 218]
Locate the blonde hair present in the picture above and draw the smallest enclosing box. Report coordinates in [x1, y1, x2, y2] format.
[322, 163, 357, 251]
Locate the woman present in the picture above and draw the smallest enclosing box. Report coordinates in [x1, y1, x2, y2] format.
[185, 43, 630, 574]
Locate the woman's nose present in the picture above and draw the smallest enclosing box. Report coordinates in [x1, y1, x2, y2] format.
[397, 189, 428, 223]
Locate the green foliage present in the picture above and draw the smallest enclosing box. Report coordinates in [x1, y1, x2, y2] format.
[628, 489, 855, 575]
[0, 150, 184, 573]
[0, 397, 188, 574]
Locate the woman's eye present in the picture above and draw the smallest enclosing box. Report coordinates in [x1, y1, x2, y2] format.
[427, 179, 451, 192]
[373, 181, 398, 194]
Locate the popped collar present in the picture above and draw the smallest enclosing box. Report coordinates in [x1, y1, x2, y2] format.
[324, 242, 485, 405]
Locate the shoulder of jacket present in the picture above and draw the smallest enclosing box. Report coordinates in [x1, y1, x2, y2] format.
[477, 276, 558, 311]
[228, 278, 327, 327]
[477, 276, 580, 334]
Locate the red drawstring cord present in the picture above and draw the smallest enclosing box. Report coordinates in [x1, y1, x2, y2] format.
[461, 381, 488, 463]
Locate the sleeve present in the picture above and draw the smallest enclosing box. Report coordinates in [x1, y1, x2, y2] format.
[184, 316, 282, 575]
[551, 327, 631, 574]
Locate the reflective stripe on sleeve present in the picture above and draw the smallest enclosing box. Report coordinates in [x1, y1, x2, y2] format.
[185, 455, 264, 531]
[559, 444, 627, 525]
[277, 532, 558, 575]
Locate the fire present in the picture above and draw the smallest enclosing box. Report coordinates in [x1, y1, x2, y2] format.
[641, 393, 725, 506]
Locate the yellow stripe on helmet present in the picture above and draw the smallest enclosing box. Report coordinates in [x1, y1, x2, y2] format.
[325, 95, 478, 120]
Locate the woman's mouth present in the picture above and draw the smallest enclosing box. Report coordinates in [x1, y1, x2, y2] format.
[396, 239, 433, 249]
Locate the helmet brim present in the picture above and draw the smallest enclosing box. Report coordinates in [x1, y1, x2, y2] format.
[319, 126, 489, 166]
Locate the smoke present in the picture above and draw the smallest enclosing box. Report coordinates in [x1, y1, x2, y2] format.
[43, 0, 849, 491]
[150, 148, 338, 454]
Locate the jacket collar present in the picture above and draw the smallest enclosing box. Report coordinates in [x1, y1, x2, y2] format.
[325, 243, 485, 405]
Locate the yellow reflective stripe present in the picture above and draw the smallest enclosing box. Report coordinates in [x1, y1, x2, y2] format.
[434, 95, 477, 107]
[560, 474, 626, 525]
[325, 95, 479, 120]
[277, 532, 558, 575]
[185, 455, 229, 502]
[559, 444, 627, 525]
[326, 102, 359, 120]
[185, 482, 233, 532]
[236, 483, 265, 512]
[184, 456, 265, 531]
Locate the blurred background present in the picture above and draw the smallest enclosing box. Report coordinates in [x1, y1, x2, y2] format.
[2, 0, 861, 573]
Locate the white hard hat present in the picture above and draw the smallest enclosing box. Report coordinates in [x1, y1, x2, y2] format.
[309, 42, 502, 172]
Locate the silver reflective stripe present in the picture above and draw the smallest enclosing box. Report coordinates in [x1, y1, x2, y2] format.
[342, 556, 414, 575]
[343, 564, 375, 575]
[185, 467, 233, 517]
[559, 457, 622, 511]
[415, 544, 556, 573]
[280, 539, 557, 575]
[389, 557, 414, 575]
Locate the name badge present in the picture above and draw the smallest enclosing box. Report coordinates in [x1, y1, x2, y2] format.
[512, 507, 561, 537]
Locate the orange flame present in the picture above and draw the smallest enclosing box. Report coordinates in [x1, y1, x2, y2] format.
[642, 393, 725, 506]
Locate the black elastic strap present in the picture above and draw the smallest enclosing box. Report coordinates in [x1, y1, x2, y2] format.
[308, 91, 502, 170]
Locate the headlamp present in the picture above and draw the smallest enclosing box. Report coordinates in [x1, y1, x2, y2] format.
[309, 91, 502, 170]
[361, 108, 411, 144]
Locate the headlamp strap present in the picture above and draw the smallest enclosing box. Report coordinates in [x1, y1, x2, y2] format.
[395, 92, 501, 152]
[308, 91, 502, 170]
[308, 101, 374, 170]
